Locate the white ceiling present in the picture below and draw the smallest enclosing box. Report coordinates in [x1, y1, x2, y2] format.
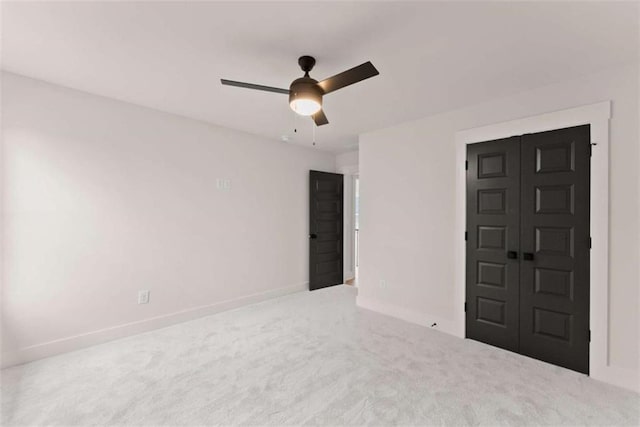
[2, 1, 638, 152]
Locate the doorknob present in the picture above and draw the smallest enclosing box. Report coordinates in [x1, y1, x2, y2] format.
[523, 252, 534, 261]
[507, 251, 518, 259]
[309, 233, 318, 239]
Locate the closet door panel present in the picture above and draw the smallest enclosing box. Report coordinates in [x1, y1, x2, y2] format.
[466, 137, 521, 353]
[519, 125, 591, 374]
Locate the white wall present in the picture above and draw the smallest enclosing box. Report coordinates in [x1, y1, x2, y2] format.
[336, 150, 359, 171]
[1, 72, 336, 366]
[336, 150, 359, 280]
[357, 64, 639, 390]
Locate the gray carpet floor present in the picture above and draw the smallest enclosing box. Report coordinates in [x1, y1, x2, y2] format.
[2, 285, 639, 426]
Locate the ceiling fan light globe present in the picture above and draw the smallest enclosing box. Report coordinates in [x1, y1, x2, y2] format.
[290, 99, 321, 116]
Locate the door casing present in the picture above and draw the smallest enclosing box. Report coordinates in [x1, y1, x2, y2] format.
[454, 102, 620, 388]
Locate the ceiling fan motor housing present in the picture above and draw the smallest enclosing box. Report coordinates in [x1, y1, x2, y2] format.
[289, 76, 323, 113]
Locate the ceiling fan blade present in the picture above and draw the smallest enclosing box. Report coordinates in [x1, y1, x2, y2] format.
[317, 61, 379, 94]
[220, 79, 290, 95]
[312, 109, 329, 126]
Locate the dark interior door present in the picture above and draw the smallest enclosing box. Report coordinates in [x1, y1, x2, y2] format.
[309, 170, 343, 290]
[466, 125, 590, 375]
[519, 125, 590, 374]
[466, 137, 521, 353]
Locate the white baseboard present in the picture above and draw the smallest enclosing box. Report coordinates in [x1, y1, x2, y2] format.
[1, 283, 307, 369]
[356, 296, 460, 337]
[356, 295, 639, 393]
[591, 363, 640, 393]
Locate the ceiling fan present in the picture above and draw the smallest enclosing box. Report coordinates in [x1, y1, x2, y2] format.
[221, 55, 379, 126]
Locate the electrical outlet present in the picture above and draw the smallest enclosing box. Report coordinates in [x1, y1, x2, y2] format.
[138, 290, 150, 304]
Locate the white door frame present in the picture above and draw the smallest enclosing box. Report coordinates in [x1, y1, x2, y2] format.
[453, 101, 632, 390]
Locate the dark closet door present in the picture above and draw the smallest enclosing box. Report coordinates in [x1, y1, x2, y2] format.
[519, 125, 591, 374]
[466, 137, 521, 352]
[309, 170, 344, 291]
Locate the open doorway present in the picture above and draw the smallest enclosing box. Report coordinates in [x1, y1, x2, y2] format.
[336, 150, 359, 287]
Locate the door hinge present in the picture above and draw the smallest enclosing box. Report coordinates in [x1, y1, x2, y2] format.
[589, 237, 592, 249]
[588, 330, 591, 342]
[465, 231, 468, 241]
[589, 144, 592, 157]
[465, 160, 468, 170]
[464, 302, 467, 313]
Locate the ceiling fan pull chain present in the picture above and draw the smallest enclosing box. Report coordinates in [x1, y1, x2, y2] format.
[312, 120, 316, 146]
